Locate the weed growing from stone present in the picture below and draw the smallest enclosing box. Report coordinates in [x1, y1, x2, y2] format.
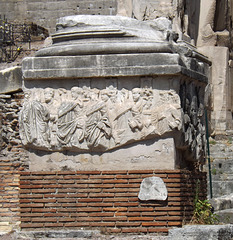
[190, 180, 219, 225]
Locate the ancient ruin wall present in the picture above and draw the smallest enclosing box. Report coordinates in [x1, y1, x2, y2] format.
[0, 0, 117, 34]
[19, 170, 206, 234]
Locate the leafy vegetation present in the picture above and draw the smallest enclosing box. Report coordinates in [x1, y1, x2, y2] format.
[190, 180, 219, 225]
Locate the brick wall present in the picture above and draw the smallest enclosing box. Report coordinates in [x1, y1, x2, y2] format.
[0, 160, 21, 232]
[19, 170, 207, 234]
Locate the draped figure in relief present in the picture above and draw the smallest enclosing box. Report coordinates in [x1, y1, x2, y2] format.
[57, 87, 85, 147]
[19, 91, 50, 148]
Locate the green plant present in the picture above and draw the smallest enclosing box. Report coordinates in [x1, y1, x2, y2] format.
[209, 140, 216, 145]
[212, 168, 217, 175]
[227, 137, 232, 144]
[191, 180, 219, 225]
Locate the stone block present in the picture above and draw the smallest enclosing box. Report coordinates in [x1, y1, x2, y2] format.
[0, 67, 22, 94]
[168, 225, 233, 240]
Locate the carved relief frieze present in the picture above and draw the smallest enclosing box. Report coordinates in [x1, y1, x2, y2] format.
[179, 82, 206, 162]
[19, 82, 184, 152]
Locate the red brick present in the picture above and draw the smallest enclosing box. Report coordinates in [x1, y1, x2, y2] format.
[73, 188, 102, 193]
[128, 179, 142, 183]
[76, 171, 101, 175]
[31, 189, 56, 193]
[19, 180, 31, 185]
[89, 212, 114, 217]
[78, 198, 103, 203]
[59, 217, 77, 222]
[31, 217, 58, 222]
[102, 170, 127, 174]
[141, 212, 167, 216]
[33, 171, 57, 175]
[21, 217, 31, 222]
[76, 207, 102, 212]
[128, 217, 154, 221]
[20, 199, 31, 203]
[20, 203, 44, 208]
[57, 171, 76, 175]
[61, 203, 87, 207]
[167, 174, 182, 178]
[107, 228, 121, 233]
[21, 223, 44, 228]
[76, 217, 102, 222]
[167, 221, 182, 226]
[64, 222, 90, 227]
[115, 193, 138, 197]
[102, 188, 138, 193]
[76, 179, 102, 184]
[103, 198, 128, 202]
[20, 176, 44, 180]
[31, 208, 56, 213]
[128, 170, 154, 174]
[115, 184, 140, 188]
[44, 194, 67, 198]
[89, 193, 114, 198]
[148, 228, 169, 233]
[30, 180, 57, 184]
[102, 179, 128, 184]
[116, 174, 141, 179]
[116, 222, 141, 227]
[128, 207, 154, 212]
[89, 184, 114, 188]
[62, 184, 89, 188]
[114, 202, 139, 207]
[70, 213, 89, 217]
[32, 199, 57, 203]
[89, 222, 115, 227]
[44, 223, 64, 227]
[122, 228, 148, 233]
[44, 175, 63, 180]
[57, 180, 75, 184]
[89, 175, 115, 179]
[56, 198, 76, 203]
[19, 189, 31, 194]
[102, 216, 127, 221]
[142, 222, 167, 227]
[20, 208, 32, 212]
[63, 175, 88, 179]
[103, 207, 127, 212]
[44, 203, 62, 207]
[88, 202, 112, 207]
[44, 213, 69, 217]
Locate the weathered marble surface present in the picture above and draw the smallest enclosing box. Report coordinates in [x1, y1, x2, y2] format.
[19, 81, 182, 151]
[19, 15, 209, 169]
[138, 177, 168, 201]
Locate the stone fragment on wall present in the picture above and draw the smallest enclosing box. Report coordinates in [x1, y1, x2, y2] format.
[138, 177, 168, 201]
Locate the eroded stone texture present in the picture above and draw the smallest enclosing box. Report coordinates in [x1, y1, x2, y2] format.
[20, 15, 209, 170]
[138, 177, 168, 201]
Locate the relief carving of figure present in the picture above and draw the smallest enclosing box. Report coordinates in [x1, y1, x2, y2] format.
[57, 87, 85, 147]
[44, 88, 59, 147]
[85, 91, 112, 150]
[128, 88, 144, 132]
[19, 90, 50, 148]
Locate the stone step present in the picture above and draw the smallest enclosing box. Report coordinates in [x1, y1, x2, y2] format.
[215, 209, 233, 224]
[211, 181, 233, 198]
[210, 194, 233, 211]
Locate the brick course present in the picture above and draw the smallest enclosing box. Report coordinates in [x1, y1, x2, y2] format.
[19, 170, 206, 234]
